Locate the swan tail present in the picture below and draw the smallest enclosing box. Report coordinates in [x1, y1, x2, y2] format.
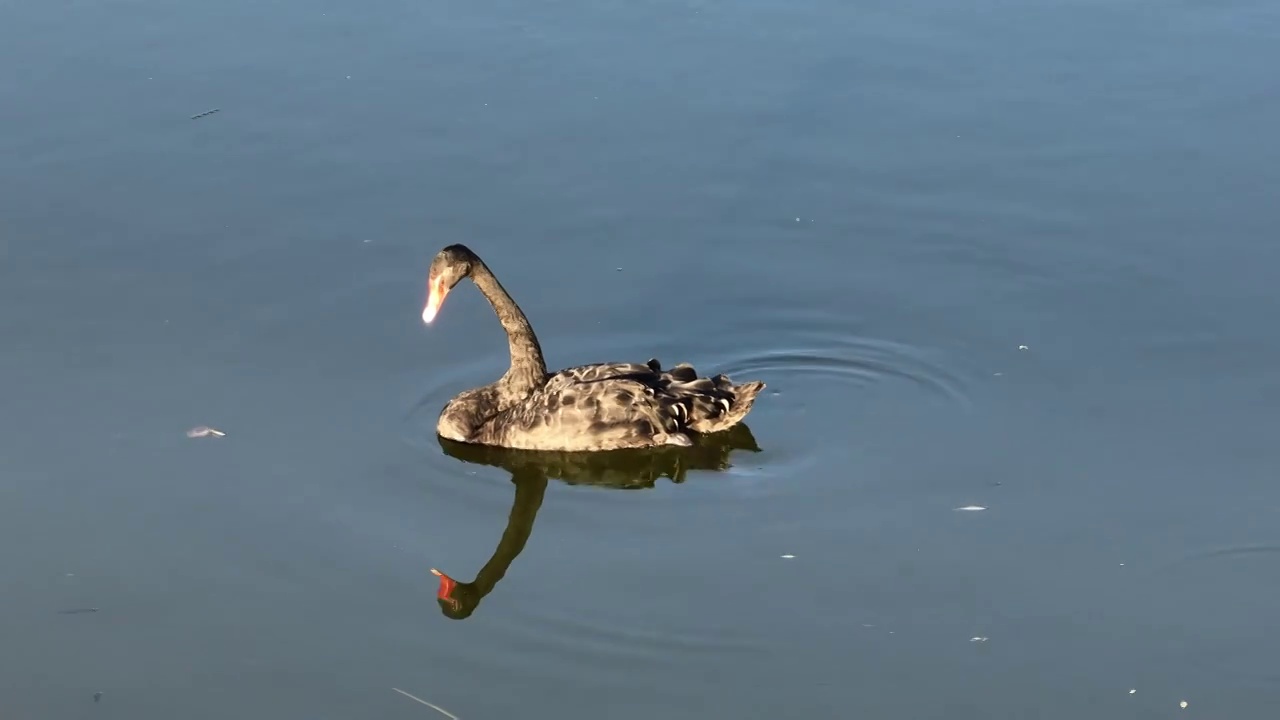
[688, 379, 765, 433]
[648, 358, 765, 434]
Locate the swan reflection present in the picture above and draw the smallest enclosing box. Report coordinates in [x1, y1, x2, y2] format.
[429, 424, 762, 620]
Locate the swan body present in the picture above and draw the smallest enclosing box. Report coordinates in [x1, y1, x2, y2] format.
[422, 244, 765, 452]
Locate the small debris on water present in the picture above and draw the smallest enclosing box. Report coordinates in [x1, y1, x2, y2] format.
[616, 267, 623, 272]
[391, 688, 459, 719]
[969, 636, 988, 642]
[954, 505, 987, 512]
[1180, 700, 1188, 709]
[1128, 689, 1136, 695]
[780, 554, 795, 559]
[94, 692, 103, 703]
[58, 607, 99, 614]
[186, 426, 226, 438]
[190, 108, 220, 120]
[1018, 344, 1029, 351]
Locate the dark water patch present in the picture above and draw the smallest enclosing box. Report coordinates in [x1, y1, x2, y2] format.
[1171, 544, 1280, 565]
[1119, 543, 1280, 686]
[497, 604, 766, 675]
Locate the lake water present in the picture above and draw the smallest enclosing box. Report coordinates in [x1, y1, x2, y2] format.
[3, 0, 1279, 717]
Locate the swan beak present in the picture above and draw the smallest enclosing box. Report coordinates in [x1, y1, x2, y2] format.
[430, 567, 457, 599]
[422, 280, 447, 324]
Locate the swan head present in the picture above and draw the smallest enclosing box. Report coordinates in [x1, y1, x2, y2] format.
[422, 244, 476, 324]
[429, 567, 476, 620]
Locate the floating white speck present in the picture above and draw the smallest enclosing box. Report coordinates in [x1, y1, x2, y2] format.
[993, 372, 1003, 376]
[954, 505, 987, 512]
[970, 636, 988, 642]
[186, 425, 226, 438]
[1180, 700, 1188, 709]
[780, 554, 795, 559]
[795, 217, 801, 222]
[1018, 344, 1029, 350]
[1128, 689, 1136, 694]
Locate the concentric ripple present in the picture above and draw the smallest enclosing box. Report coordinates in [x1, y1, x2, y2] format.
[713, 334, 970, 407]
[401, 301, 977, 496]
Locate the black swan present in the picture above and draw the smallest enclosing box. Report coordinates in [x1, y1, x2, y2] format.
[421, 244, 765, 451]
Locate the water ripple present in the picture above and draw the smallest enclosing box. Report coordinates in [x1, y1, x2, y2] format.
[400, 297, 976, 504]
[1157, 542, 1280, 570]
[1134, 543, 1280, 683]
[505, 604, 764, 661]
[714, 336, 969, 408]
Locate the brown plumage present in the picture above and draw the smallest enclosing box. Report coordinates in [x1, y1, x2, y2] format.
[421, 244, 766, 452]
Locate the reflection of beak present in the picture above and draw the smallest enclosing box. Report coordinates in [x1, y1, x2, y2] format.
[430, 567, 457, 602]
[422, 279, 447, 324]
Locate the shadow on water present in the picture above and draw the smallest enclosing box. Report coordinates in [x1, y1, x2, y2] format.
[428, 424, 761, 620]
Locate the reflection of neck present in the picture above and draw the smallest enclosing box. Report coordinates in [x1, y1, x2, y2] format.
[470, 473, 548, 598]
[469, 260, 547, 396]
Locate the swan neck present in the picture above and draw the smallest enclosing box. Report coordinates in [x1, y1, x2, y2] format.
[472, 474, 547, 595]
[469, 259, 547, 392]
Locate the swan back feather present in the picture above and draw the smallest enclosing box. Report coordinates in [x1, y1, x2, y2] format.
[439, 358, 764, 452]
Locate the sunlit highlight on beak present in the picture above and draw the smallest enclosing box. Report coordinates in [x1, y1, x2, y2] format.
[422, 280, 446, 324]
